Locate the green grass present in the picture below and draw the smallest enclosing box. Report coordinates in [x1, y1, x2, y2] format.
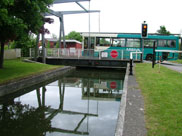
[135, 63, 182, 136]
[0, 59, 62, 85]
[170, 59, 182, 64]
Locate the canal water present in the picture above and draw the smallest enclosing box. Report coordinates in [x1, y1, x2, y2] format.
[0, 68, 125, 136]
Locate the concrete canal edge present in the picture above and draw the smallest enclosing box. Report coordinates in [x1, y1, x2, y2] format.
[115, 64, 129, 136]
[0, 66, 75, 97]
[115, 63, 147, 136]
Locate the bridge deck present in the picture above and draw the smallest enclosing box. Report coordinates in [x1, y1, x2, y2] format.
[40, 57, 141, 68]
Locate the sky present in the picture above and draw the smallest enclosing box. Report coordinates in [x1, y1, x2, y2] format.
[45, 0, 182, 38]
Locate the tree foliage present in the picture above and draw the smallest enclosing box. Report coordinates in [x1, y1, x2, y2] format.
[0, 0, 53, 68]
[0, 102, 52, 136]
[157, 26, 170, 35]
[56, 41, 59, 48]
[66, 31, 82, 42]
[46, 41, 51, 48]
[0, 0, 53, 43]
[12, 34, 36, 57]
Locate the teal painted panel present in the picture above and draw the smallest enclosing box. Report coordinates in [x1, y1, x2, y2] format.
[117, 34, 179, 40]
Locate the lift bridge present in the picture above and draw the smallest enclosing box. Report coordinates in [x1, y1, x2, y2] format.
[30, 48, 142, 68]
[31, 0, 142, 68]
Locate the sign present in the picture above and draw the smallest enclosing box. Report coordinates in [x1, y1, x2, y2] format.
[110, 81, 117, 89]
[110, 50, 118, 58]
[126, 48, 141, 52]
[94, 82, 107, 89]
[101, 52, 108, 58]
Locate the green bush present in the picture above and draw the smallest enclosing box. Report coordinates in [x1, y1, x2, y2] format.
[13, 35, 36, 57]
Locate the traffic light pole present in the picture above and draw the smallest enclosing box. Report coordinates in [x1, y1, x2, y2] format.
[141, 21, 148, 62]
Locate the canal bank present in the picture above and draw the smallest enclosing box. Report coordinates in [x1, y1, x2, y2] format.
[0, 66, 75, 97]
[115, 64, 147, 136]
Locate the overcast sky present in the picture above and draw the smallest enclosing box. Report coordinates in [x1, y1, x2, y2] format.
[45, 0, 182, 38]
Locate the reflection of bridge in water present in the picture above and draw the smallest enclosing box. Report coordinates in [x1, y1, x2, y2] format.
[51, 68, 124, 101]
[0, 68, 124, 135]
[37, 80, 98, 135]
[0, 79, 98, 135]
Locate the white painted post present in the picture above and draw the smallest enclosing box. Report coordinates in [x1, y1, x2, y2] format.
[51, 49, 53, 57]
[99, 51, 101, 60]
[67, 48, 68, 57]
[130, 52, 133, 60]
[45, 48, 47, 58]
[136, 51, 137, 60]
[29, 48, 32, 58]
[77, 49, 80, 59]
[121, 50, 123, 60]
[77, 49, 79, 59]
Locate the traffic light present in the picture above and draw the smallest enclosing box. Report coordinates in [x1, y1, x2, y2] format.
[142, 23, 148, 38]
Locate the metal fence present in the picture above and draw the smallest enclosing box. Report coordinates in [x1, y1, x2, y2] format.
[30, 48, 143, 61]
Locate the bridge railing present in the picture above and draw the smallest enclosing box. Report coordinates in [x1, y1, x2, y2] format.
[46, 48, 82, 58]
[29, 48, 143, 61]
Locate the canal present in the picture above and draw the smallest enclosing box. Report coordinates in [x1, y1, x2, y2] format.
[0, 68, 125, 136]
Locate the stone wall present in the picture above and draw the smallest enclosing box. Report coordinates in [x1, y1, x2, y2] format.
[4, 49, 21, 59]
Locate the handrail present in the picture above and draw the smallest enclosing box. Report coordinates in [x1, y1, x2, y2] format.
[130, 51, 142, 60]
[30, 48, 143, 61]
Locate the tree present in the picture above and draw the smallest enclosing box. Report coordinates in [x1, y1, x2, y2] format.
[56, 42, 59, 48]
[157, 26, 170, 35]
[12, 34, 36, 57]
[0, 0, 53, 68]
[66, 31, 82, 42]
[47, 41, 51, 48]
[0, 102, 51, 136]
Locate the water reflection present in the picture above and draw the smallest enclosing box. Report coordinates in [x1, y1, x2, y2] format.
[0, 68, 125, 136]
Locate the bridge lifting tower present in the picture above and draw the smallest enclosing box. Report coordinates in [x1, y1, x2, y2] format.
[37, 0, 100, 63]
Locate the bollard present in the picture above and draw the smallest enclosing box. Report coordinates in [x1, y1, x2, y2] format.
[129, 59, 133, 75]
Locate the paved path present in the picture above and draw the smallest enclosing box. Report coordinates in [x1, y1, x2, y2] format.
[123, 69, 147, 136]
[144, 60, 182, 73]
[161, 61, 182, 73]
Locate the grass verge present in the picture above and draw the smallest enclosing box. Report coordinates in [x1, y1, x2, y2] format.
[0, 59, 62, 85]
[170, 59, 182, 64]
[135, 63, 182, 136]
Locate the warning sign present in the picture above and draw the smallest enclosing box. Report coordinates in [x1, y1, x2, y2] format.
[110, 50, 118, 58]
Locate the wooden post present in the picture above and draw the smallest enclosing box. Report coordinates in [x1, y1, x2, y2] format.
[152, 41, 156, 68]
